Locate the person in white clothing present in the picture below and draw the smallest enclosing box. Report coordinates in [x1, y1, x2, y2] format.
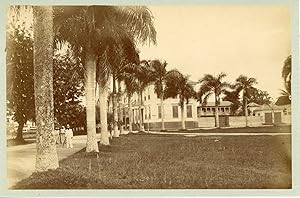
[65, 124, 73, 148]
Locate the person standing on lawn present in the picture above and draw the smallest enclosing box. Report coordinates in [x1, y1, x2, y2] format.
[54, 126, 60, 144]
[65, 124, 73, 148]
[59, 125, 66, 145]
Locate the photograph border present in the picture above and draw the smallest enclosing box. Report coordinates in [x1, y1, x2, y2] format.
[0, 0, 299, 196]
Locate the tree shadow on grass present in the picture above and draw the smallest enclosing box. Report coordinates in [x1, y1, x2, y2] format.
[7, 139, 35, 147]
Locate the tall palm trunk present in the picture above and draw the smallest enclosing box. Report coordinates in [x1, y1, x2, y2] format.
[112, 74, 119, 137]
[160, 92, 165, 131]
[33, 6, 59, 171]
[215, 95, 220, 128]
[128, 94, 133, 133]
[118, 81, 124, 134]
[139, 91, 144, 131]
[85, 49, 99, 152]
[244, 95, 249, 127]
[99, 81, 109, 145]
[180, 104, 186, 130]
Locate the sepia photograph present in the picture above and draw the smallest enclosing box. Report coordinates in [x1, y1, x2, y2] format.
[3, 1, 297, 193]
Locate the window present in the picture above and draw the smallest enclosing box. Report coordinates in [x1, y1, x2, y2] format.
[221, 107, 225, 112]
[149, 106, 151, 119]
[148, 95, 150, 100]
[187, 105, 192, 118]
[172, 105, 178, 118]
[144, 96, 146, 101]
[212, 108, 215, 112]
[283, 108, 287, 115]
[202, 108, 206, 113]
[158, 106, 161, 118]
[258, 113, 260, 116]
[207, 108, 211, 112]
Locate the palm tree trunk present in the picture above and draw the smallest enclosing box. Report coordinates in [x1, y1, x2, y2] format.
[181, 104, 186, 130]
[118, 81, 124, 135]
[244, 97, 249, 127]
[99, 81, 109, 145]
[112, 74, 119, 137]
[215, 96, 220, 128]
[160, 92, 165, 131]
[85, 49, 99, 152]
[33, 6, 59, 171]
[128, 94, 133, 133]
[139, 91, 144, 131]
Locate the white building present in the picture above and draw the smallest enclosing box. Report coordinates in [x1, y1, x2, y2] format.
[117, 83, 231, 130]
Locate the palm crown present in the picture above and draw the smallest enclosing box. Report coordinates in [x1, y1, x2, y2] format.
[198, 72, 230, 105]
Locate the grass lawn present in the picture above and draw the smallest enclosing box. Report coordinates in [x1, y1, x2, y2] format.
[13, 131, 291, 189]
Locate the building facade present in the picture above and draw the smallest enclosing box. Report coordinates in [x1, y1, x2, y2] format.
[119, 83, 232, 130]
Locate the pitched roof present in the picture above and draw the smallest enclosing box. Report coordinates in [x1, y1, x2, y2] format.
[248, 102, 260, 107]
[254, 104, 285, 111]
[275, 96, 291, 106]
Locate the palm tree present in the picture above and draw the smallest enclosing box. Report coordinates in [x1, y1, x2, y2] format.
[232, 75, 257, 127]
[281, 55, 291, 102]
[96, 59, 110, 145]
[54, 6, 156, 151]
[149, 60, 169, 131]
[198, 73, 230, 128]
[121, 66, 139, 133]
[282, 55, 291, 96]
[222, 90, 241, 115]
[165, 70, 196, 130]
[33, 6, 59, 171]
[102, 38, 140, 137]
[117, 80, 125, 135]
[134, 60, 154, 131]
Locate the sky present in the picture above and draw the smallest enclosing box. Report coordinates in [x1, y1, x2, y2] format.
[137, 5, 291, 101]
[7, 5, 291, 102]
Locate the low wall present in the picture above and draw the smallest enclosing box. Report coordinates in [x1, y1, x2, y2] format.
[282, 115, 291, 124]
[198, 116, 263, 128]
[142, 121, 198, 131]
[198, 117, 215, 128]
[229, 116, 263, 127]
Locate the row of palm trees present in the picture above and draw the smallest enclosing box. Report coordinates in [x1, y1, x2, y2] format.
[109, 61, 261, 133]
[106, 59, 200, 133]
[32, 5, 157, 171]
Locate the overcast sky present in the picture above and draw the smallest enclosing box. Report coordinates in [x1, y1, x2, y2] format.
[138, 5, 291, 101]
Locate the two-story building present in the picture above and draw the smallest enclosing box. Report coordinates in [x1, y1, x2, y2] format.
[117, 83, 232, 130]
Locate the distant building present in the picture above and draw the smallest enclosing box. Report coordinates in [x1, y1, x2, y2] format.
[117, 83, 232, 130]
[197, 101, 231, 117]
[253, 101, 291, 125]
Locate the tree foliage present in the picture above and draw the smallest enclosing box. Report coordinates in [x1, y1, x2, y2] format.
[281, 55, 291, 100]
[53, 51, 85, 128]
[164, 70, 196, 108]
[6, 23, 35, 138]
[198, 73, 230, 106]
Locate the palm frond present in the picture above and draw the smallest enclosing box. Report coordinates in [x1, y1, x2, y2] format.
[201, 92, 213, 106]
[117, 6, 157, 45]
[217, 72, 227, 81]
